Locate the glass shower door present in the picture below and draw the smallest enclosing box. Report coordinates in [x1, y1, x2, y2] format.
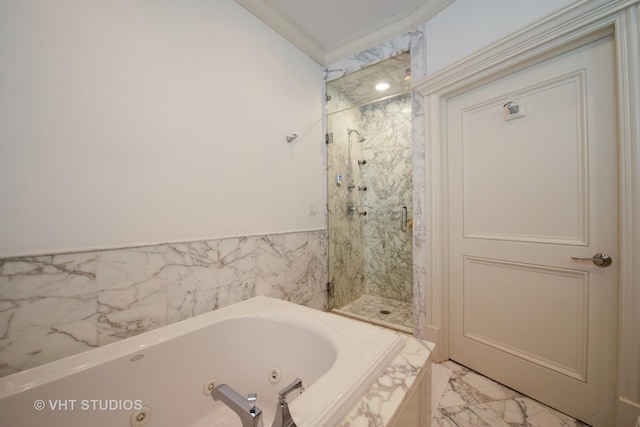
[325, 52, 413, 332]
[326, 106, 365, 310]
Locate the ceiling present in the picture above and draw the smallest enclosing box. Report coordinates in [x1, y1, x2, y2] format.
[234, 0, 454, 65]
[327, 52, 411, 113]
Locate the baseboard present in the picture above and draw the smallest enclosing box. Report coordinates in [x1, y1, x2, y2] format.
[617, 397, 640, 427]
[426, 325, 444, 362]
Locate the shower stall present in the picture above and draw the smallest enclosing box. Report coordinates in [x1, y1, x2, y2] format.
[326, 52, 413, 333]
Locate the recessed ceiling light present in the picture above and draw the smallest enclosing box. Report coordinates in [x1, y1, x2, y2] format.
[375, 82, 390, 91]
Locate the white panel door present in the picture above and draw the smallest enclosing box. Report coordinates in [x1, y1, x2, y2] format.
[447, 36, 617, 427]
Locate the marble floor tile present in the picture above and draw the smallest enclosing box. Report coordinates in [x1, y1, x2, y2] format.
[434, 403, 511, 427]
[439, 369, 521, 408]
[488, 397, 589, 427]
[434, 361, 590, 427]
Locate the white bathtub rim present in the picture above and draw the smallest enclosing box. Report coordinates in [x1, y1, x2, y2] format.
[0, 296, 404, 427]
[289, 330, 403, 427]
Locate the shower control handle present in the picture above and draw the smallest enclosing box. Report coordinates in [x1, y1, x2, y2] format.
[359, 210, 367, 216]
[346, 202, 356, 216]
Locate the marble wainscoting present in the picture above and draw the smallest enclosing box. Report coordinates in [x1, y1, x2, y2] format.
[0, 230, 327, 377]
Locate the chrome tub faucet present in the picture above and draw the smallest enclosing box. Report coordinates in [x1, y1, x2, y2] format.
[211, 384, 263, 427]
[271, 378, 303, 427]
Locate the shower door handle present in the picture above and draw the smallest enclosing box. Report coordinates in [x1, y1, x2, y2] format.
[401, 205, 408, 232]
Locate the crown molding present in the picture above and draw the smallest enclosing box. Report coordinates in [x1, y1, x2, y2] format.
[324, 0, 454, 64]
[234, 0, 326, 65]
[414, 0, 637, 95]
[409, 0, 456, 27]
[234, 0, 454, 66]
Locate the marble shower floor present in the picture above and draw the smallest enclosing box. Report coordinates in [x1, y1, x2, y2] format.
[433, 360, 590, 427]
[332, 294, 413, 333]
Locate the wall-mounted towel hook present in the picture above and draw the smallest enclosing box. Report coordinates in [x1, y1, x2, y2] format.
[286, 134, 298, 143]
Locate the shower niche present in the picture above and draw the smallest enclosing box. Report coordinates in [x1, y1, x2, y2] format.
[326, 52, 413, 333]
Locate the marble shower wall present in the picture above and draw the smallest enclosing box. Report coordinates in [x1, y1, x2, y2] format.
[361, 94, 413, 303]
[326, 55, 413, 306]
[325, 28, 428, 338]
[326, 86, 366, 309]
[0, 230, 327, 377]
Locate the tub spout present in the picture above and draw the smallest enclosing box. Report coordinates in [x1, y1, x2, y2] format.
[271, 378, 303, 427]
[212, 384, 263, 427]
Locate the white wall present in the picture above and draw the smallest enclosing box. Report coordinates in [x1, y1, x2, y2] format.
[424, 0, 576, 75]
[0, 0, 325, 257]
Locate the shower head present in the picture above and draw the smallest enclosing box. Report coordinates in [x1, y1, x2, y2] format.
[347, 129, 366, 142]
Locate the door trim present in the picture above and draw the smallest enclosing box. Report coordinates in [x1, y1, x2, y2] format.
[413, 0, 640, 425]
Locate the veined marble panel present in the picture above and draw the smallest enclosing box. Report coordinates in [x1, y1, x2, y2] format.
[362, 94, 413, 303]
[96, 247, 169, 345]
[0, 230, 326, 377]
[256, 231, 327, 310]
[216, 236, 257, 309]
[0, 254, 98, 376]
[410, 24, 427, 82]
[339, 336, 433, 426]
[165, 240, 222, 323]
[325, 32, 415, 82]
[409, 28, 428, 339]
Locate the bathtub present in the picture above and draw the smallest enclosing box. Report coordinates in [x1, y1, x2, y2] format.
[0, 296, 406, 427]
